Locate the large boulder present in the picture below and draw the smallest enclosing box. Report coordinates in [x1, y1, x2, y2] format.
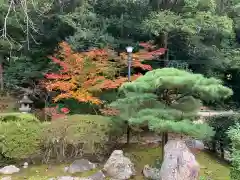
[67, 159, 96, 174]
[0, 165, 20, 175]
[103, 150, 135, 179]
[160, 140, 200, 180]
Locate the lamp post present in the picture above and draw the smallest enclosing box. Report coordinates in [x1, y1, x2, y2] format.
[126, 46, 133, 82]
[126, 46, 133, 144]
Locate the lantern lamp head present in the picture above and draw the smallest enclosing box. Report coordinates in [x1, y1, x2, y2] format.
[126, 46, 133, 53]
[19, 95, 33, 113]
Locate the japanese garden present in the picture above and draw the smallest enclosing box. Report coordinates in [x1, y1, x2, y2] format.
[0, 0, 240, 179]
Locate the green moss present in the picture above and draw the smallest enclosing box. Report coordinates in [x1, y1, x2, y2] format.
[0, 144, 230, 180]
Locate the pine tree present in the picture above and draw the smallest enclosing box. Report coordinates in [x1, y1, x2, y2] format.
[108, 68, 233, 158]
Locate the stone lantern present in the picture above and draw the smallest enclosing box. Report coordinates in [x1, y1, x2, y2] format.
[19, 94, 33, 113]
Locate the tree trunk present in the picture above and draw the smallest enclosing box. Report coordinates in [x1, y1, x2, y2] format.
[161, 132, 165, 160]
[163, 32, 168, 67]
[164, 132, 168, 144]
[220, 140, 224, 159]
[0, 60, 3, 91]
[161, 132, 169, 160]
[211, 140, 217, 153]
[126, 124, 130, 144]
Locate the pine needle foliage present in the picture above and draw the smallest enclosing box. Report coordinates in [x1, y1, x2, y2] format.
[110, 68, 233, 140]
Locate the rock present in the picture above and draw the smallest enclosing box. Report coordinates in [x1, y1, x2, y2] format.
[160, 140, 200, 180]
[0, 165, 20, 175]
[200, 166, 207, 169]
[86, 170, 105, 180]
[63, 167, 69, 173]
[48, 172, 105, 180]
[68, 159, 96, 174]
[1, 176, 12, 180]
[23, 162, 28, 169]
[143, 164, 161, 180]
[185, 139, 205, 150]
[103, 150, 135, 180]
[52, 177, 80, 180]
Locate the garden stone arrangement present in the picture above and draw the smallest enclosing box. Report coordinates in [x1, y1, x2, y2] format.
[0, 150, 135, 180]
[0, 140, 203, 180]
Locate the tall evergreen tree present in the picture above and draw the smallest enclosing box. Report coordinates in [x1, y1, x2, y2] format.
[109, 68, 233, 158]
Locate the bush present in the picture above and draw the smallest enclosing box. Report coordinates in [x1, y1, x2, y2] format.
[228, 123, 240, 180]
[0, 120, 43, 160]
[0, 113, 40, 122]
[41, 114, 118, 163]
[0, 95, 17, 112]
[207, 114, 239, 157]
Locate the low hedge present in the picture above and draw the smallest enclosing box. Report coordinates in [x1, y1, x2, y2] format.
[0, 114, 120, 163]
[0, 113, 40, 122]
[0, 120, 43, 159]
[41, 114, 118, 162]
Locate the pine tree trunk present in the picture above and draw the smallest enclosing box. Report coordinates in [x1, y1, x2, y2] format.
[126, 125, 130, 144]
[164, 132, 168, 144]
[220, 140, 224, 159]
[163, 32, 168, 67]
[161, 132, 169, 160]
[212, 140, 217, 153]
[0, 62, 3, 91]
[161, 132, 165, 160]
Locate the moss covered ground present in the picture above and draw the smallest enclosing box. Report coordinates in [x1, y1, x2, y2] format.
[0, 144, 230, 180]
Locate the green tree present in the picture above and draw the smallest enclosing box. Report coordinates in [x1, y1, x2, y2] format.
[109, 68, 233, 158]
[0, 0, 74, 93]
[142, 0, 235, 71]
[208, 114, 239, 159]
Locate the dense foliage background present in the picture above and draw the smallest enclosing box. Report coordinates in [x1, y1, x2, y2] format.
[0, 0, 239, 106]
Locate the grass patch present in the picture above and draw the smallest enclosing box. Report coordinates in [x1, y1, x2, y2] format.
[0, 144, 230, 180]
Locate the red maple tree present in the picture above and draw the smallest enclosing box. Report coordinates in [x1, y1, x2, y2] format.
[43, 42, 166, 105]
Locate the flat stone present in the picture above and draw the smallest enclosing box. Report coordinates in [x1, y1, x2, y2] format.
[68, 159, 96, 174]
[0, 165, 20, 175]
[86, 170, 105, 180]
[52, 177, 80, 180]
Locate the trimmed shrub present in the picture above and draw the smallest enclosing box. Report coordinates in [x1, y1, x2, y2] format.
[0, 113, 40, 122]
[207, 114, 239, 158]
[228, 123, 240, 180]
[0, 95, 17, 112]
[41, 114, 118, 163]
[0, 120, 43, 160]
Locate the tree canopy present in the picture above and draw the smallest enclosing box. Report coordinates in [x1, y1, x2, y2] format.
[109, 68, 233, 139]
